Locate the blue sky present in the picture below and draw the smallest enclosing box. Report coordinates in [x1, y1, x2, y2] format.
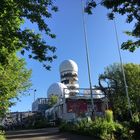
[10, 0, 140, 112]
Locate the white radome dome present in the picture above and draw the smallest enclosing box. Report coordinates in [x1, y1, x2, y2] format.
[47, 82, 69, 98]
[59, 59, 78, 73]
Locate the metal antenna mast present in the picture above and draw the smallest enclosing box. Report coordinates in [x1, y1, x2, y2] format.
[81, 0, 95, 117]
[113, 19, 132, 118]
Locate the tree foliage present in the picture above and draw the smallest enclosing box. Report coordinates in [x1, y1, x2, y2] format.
[48, 95, 58, 107]
[0, 50, 31, 116]
[99, 63, 140, 120]
[0, 0, 58, 116]
[85, 0, 140, 52]
[0, 0, 58, 69]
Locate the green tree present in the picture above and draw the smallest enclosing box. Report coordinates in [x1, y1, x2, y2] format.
[0, 0, 58, 116]
[48, 95, 58, 107]
[99, 63, 140, 120]
[0, 50, 31, 116]
[85, 0, 140, 52]
[0, 0, 58, 69]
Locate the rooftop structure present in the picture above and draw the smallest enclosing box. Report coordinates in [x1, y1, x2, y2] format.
[32, 98, 49, 115]
[83, 88, 105, 99]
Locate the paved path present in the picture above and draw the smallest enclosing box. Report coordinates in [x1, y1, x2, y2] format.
[6, 127, 96, 140]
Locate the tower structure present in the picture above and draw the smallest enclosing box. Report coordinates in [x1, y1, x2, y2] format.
[59, 60, 79, 95]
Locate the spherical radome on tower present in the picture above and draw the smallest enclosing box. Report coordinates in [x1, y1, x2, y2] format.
[47, 82, 69, 98]
[59, 59, 79, 95]
[59, 59, 78, 73]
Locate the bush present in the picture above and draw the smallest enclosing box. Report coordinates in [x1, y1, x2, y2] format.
[114, 122, 129, 140]
[59, 112, 129, 140]
[0, 131, 5, 140]
[130, 112, 140, 139]
[59, 112, 140, 139]
[0, 135, 5, 140]
[33, 119, 48, 129]
[59, 121, 75, 132]
[105, 110, 113, 122]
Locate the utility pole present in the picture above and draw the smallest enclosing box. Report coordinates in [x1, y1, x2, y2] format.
[113, 19, 132, 118]
[81, 0, 95, 118]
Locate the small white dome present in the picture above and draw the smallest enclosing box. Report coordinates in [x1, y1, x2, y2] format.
[47, 82, 69, 98]
[59, 60, 78, 73]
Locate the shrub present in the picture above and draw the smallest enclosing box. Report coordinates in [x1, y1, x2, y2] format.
[0, 131, 5, 140]
[114, 122, 129, 140]
[105, 110, 113, 122]
[59, 121, 75, 132]
[91, 118, 115, 140]
[59, 112, 130, 140]
[33, 119, 48, 129]
[0, 135, 5, 140]
[130, 112, 140, 139]
[132, 112, 139, 123]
